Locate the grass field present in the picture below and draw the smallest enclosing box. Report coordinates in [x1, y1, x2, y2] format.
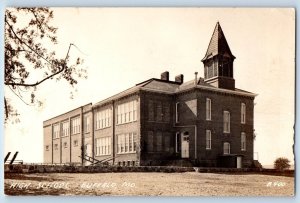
[4, 172, 294, 196]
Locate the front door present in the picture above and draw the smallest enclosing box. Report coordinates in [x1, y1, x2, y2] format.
[181, 132, 189, 158]
[237, 156, 242, 168]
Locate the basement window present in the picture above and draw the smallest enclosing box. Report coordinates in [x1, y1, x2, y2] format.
[73, 140, 78, 147]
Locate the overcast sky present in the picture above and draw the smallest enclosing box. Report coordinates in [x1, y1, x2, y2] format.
[4, 8, 295, 166]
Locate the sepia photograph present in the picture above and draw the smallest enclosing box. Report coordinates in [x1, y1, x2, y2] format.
[3, 7, 295, 196]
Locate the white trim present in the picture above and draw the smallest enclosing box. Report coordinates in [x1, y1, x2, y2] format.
[241, 103, 246, 124]
[175, 102, 180, 123]
[241, 132, 246, 151]
[206, 98, 211, 120]
[206, 130, 211, 150]
[223, 111, 230, 133]
[223, 142, 230, 155]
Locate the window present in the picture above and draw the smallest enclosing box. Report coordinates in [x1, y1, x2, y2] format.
[164, 132, 171, 152]
[175, 102, 180, 123]
[156, 131, 162, 152]
[156, 102, 162, 122]
[73, 140, 78, 147]
[63, 142, 68, 148]
[96, 108, 111, 130]
[45, 145, 49, 151]
[223, 111, 230, 133]
[54, 144, 58, 150]
[96, 137, 111, 156]
[206, 98, 211, 120]
[117, 100, 137, 124]
[163, 102, 171, 122]
[206, 130, 211, 150]
[223, 142, 230, 154]
[117, 132, 137, 153]
[148, 100, 154, 121]
[241, 132, 246, 151]
[71, 117, 80, 135]
[53, 124, 60, 139]
[241, 103, 246, 124]
[62, 121, 69, 137]
[147, 131, 154, 152]
[84, 115, 90, 133]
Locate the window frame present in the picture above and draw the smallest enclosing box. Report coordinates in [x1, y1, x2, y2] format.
[223, 142, 230, 155]
[206, 98, 211, 121]
[223, 111, 230, 133]
[241, 103, 246, 124]
[117, 132, 137, 154]
[61, 121, 69, 137]
[117, 100, 138, 125]
[95, 108, 111, 130]
[71, 117, 81, 135]
[175, 102, 180, 123]
[95, 137, 111, 156]
[241, 132, 246, 151]
[53, 123, 60, 139]
[206, 130, 211, 150]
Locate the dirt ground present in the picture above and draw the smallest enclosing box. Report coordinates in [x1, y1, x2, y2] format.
[4, 172, 294, 196]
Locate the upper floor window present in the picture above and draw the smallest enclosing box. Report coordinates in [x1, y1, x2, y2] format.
[117, 100, 137, 124]
[96, 108, 111, 130]
[117, 132, 137, 154]
[223, 142, 230, 155]
[206, 98, 211, 120]
[53, 124, 60, 139]
[206, 130, 211, 150]
[241, 103, 246, 124]
[96, 137, 111, 156]
[223, 111, 230, 133]
[62, 121, 69, 137]
[175, 102, 180, 123]
[241, 132, 246, 151]
[84, 115, 90, 133]
[71, 117, 80, 135]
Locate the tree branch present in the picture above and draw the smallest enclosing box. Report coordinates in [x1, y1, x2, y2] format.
[5, 19, 52, 65]
[8, 85, 33, 106]
[4, 97, 9, 119]
[5, 43, 74, 87]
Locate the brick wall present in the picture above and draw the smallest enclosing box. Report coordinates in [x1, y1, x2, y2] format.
[43, 125, 52, 163]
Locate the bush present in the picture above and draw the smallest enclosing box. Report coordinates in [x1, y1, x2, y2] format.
[274, 157, 291, 171]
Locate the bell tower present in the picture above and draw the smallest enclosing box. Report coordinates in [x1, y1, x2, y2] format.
[201, 22, 236, 90]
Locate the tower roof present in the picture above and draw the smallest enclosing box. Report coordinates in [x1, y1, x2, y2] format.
[202, 22, 235, 61]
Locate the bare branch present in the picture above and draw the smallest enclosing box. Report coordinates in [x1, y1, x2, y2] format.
[8, 85, 33, 106]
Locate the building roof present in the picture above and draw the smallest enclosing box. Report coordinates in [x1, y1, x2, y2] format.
[93, 77, 256, 107]
[202, 22, 235, 61]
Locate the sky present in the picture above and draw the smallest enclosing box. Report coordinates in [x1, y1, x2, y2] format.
[4, 8, 295, 166]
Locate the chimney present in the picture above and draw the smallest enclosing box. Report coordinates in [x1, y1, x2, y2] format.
[161, 71, 169, 81]
[194, 72, 198, 85]
[175, 74, 184, 84]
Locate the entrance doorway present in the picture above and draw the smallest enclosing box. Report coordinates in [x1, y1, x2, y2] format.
[181, 132, 189, 158]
